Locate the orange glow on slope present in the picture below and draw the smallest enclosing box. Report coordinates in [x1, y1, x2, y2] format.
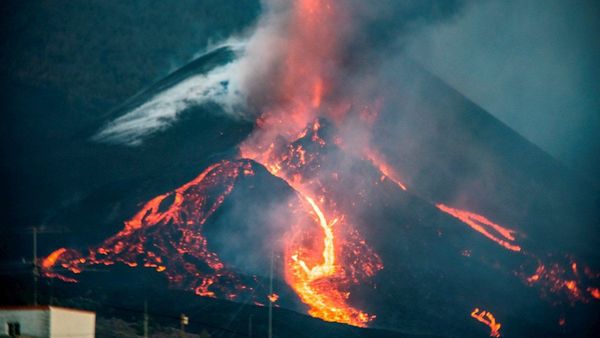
[299, 196, 336, 275]
[564, 280, 581, 298]
[40, 0, 600, 331]
[41, 160, 257, 300]
[44, 0, 386, 322]
[522, 260, 599, 304]
[364, 149, 407, 190]
[268, 293, 279, 303]
[471, 308, 501, 337]
[241, 121, 382, 327]
[526, 264, 544, 283]
[236, 0, 382, 326]
[588, 287, 600, 299]
[122, 162, 222, 235]
[436, 204, 521, 252]
[42, 248, 67, 269]
[286, 195, 375, 326]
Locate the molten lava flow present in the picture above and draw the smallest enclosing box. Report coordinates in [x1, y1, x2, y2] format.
[42, 160, 258, 300]
[436, 204, 521, 252]
[41, 248, 79, 283]
[286, 195, 375, 326]
[42, 0, 385, 326]
[471, 308, 501, 337]
[40, 0, 600, 333]
[521, 259, 600, 304]
[241, 120, 383, 327]
[298, 196, 336, 276]
[42, 248, 67, 270]
[364, 149, 407, 191]
[233, 0, 384, 325]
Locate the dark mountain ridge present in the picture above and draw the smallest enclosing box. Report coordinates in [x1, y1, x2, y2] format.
[2, 44, 599, 337]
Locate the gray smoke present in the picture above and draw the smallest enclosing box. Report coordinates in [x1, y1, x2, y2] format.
[93, 0, 470, 146]
[404, 0, 600, 175]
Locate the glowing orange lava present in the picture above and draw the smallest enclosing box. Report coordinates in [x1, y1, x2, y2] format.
[39, 0, 600, 333]
[471, 308, 501, 337]
[241, 120, 382, 327]
[588, 287, 600, 299]
[522, 260, 599, 304]
[235, 0, 384, 326]
[364, 149, 407, 190]
[42, 160, 258, 299]
[42, 248, 67, 269]
[436, 204, 521, 252]
[286, 195, 375, 326]
[43, 0, 385, 323]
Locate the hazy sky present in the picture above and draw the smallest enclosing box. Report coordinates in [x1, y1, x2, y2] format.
[406, 0, 600, 176]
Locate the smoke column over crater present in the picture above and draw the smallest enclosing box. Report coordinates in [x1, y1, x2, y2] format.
[43, 1, 600, 334]
[94, 0, 468, 146]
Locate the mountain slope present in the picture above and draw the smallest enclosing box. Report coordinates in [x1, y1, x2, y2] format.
[3, 45, 599, 338]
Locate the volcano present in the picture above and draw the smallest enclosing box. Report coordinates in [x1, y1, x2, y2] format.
[5, 1, 598, 336]
[30, 37, 600, 337]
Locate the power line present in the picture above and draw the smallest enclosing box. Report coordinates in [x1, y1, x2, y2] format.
[143, 299, 149, 338]
[33, 227, 38, 306]
[88, 300, 252, 337]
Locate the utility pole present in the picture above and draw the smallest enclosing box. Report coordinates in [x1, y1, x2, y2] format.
[13, 225, 68, 306]
[268, 251, 273, 338]
[248, 314, 252, 338]
[143, 300, 149, 338]
[180, 313, 188, 338]
[32, 227, 39, 305]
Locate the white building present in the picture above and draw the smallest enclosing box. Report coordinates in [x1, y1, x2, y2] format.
[0, 306, 95, 338]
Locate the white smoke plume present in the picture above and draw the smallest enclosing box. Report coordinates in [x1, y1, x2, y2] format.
[93, 0, 468, 146]
[92, 1, 291, 146]
[93, 54, 245, 145]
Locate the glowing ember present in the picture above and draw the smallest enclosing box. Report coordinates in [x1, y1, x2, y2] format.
[436, 204, 521, 252]
[588, 287, 600, 299]
[522, 260, 599, 304]
[268, 293, 279, 303]
[471, 308, 501, 337]
[565, 280, 581, 298]
[526, 264, 545, 283]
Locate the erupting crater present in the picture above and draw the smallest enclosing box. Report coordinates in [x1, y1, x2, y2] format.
[40, 0, 600, 335]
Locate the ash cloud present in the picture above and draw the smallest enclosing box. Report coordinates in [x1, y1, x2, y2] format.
[94, 0, 469, 146]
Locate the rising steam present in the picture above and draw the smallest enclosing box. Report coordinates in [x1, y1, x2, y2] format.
[43, 1, 600, 334]
[93, 0, 468, 146]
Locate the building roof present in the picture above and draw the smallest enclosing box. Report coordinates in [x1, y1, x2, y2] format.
[0, 305, 95, 314]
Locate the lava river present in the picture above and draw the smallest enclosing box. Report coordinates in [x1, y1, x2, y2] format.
[40, 0, 600, 334]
